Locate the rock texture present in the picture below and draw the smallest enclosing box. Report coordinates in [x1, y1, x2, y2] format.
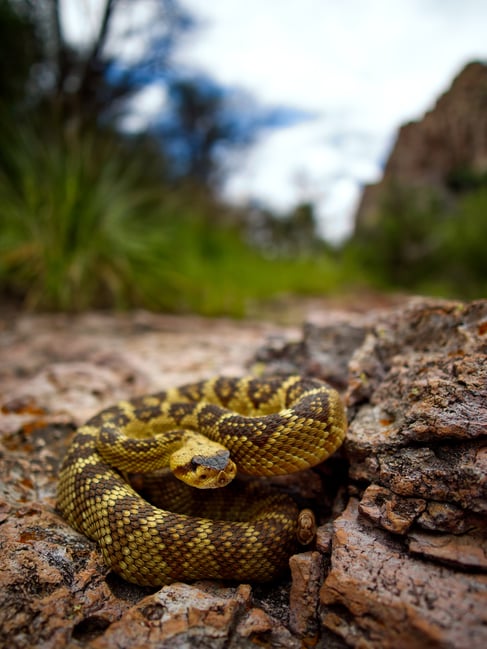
[321, 298, 487, 648]
[356, 61, 487, 227]
[1, 298, 486, 648]
[321, 499, 487, 649]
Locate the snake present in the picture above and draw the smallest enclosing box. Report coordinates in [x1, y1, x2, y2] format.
[57, 375, 347, 587]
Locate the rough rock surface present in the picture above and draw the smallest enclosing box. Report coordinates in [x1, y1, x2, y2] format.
[321, 298, 487, 648]
[1, 298, 486, 648]
[321, 499, 487, 649]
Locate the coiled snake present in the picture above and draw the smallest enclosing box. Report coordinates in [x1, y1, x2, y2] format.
[57, 375, 346, 586]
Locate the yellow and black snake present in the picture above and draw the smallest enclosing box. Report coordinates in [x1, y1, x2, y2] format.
[57, 375, 346, 586]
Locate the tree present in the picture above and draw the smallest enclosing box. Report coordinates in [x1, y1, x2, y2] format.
[0, 0, 41, 117]
[1, 1, 282, 187]
[156, 76, 262, 185]
[1, 0, 193, 129]
[156, 74, 307, 187]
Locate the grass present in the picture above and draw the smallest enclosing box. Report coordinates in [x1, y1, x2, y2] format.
[0, 127, 171, 310]
[0, 126, 352, 316]
[164, 231, 347, 317]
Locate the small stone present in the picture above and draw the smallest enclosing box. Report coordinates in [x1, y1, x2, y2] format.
[289, 551, 324, 637]
[358, 483, 426, 534]
[236, 606, 272, 637]
[237, 606, 301, 649]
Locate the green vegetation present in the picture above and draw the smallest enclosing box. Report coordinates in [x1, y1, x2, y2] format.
[439, 187, 487, 297]
[0, 125, 350, 316]
[346, 180, 487, 300]
[0, 127, 163, 311]
[0, 0, 355, 317]
[0, 123, 485, 316]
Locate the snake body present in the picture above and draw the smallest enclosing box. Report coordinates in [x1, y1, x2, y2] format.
[57, 375, 346, 586]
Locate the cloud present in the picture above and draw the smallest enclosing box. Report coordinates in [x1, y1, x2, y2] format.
[63, 0, 487, 242]
[178, 0, 487, 241]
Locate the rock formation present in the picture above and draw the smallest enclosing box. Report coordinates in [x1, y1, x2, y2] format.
[355, 61, 487, 228]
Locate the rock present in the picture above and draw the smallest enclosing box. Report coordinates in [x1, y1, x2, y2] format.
[0, 509, 128, 648]
[88, 582, 251, 649]
[416, 500, 468, 533]
[89, 580, 300, 649]
[324, 298, 487, 647]
[237, 606, 300, 649]
[315, 522, 334, 554]
[408, 518, 487, 570]
[1, 300, 486, 647]
[255, 314, 371, 389]
[356, 61, 487, 227]
[236, 606, 273, 637]
[289, 551, 324, 638]
[320, 499, 487, 649]
[358, 484, 426, 535]
[346, 300, 487, 522]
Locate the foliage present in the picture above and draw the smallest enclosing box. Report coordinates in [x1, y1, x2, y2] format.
[347, 182, 487, 299]
[0, 1, 347, 318]
[446, 165, 487, 194]
[246, 202, 325, 257]
[2, 1, 291, 187]
[1, 121, 483, 315]
[156, 74, 306, 185]
[161, 220, 345, 316]
[7, 0, 194, 127]
[0, 124, 346, 315]
[438, 188, 487, 297]
[0, 126, 167, 309]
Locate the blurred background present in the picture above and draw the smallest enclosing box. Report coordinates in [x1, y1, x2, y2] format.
[0, 0, 486, 317]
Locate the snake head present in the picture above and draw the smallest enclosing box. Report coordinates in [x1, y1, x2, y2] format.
[189, 453, 237, 489]
[170, 435, 237, 489]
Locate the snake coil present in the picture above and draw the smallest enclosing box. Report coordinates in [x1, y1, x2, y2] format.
[57, 375, 346, 586]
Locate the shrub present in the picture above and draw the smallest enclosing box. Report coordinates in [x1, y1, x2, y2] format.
[0, 126, 176, 310]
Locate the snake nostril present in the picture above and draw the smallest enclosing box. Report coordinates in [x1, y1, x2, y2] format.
[218, 472, 228, 484]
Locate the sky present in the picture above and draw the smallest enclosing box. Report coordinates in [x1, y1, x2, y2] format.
[64, 0, 487, 242]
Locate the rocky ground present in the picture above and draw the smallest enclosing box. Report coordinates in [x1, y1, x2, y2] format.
[1, 298, 486, 648]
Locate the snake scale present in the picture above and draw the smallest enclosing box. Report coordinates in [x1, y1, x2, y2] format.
[57, 375, 347, 586]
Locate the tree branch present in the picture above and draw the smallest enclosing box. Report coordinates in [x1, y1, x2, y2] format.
[91, 0, 116, 62]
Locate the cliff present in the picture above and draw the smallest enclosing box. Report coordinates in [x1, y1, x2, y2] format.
[355, 61, 487, 228]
